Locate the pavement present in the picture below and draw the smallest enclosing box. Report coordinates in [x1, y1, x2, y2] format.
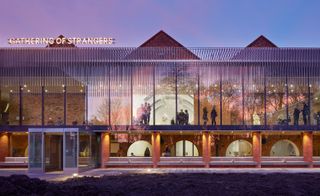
[2, 168, 320, 182]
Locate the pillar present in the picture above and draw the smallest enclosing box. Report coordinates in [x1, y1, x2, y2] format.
[101, 132, 110, 168]
[202, 132, 211, 168]
[303, 131, 313, 168]
[252, 132, 261, 168]
[0, 133, 9, 162]
[151, 132, 160, 168]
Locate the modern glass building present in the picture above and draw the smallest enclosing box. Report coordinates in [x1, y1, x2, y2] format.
[1, 31, 320, 173]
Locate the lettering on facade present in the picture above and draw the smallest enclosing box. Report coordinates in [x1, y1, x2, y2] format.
[8, 37, 115, 45]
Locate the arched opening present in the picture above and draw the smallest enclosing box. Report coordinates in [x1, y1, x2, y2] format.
[175, 140, 199, 156]
[127, 140, 152, 157]
[226, 140, 252, 157]
[270, 139, 300, 156]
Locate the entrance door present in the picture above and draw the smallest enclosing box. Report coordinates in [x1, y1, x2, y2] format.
[44, 133, 63, 172]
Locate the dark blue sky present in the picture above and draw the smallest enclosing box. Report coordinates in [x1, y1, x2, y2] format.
[1, 0, 319, 47]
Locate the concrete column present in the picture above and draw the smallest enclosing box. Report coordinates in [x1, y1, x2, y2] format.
[101, 132, 110, 168]
[0, 133, 9, 162]
[252, 132, 261, 168]
[303, 131, 313, 167]
[202, 132, 210, 168]
[151, 132, 160, 168]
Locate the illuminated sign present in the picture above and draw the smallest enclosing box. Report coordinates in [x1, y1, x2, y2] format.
[8, 37, 115, 45]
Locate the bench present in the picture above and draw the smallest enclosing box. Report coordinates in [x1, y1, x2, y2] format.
[158, 157, 205, 166]
[0, 157, 28, 167]
[105, 157, 153, 166]
[261, 157, 309, 166]
[210, 157, 257, 166]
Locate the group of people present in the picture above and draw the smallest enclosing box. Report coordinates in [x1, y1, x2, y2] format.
[136, 102, 151, 125]
[293, 103, 310, 125]
[175, 109, 189, 125]
[203, 106, 218, 125]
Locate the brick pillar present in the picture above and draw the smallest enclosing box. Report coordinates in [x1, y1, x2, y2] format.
[0, 133, 9, 162]
[101, 132, 110, 168]
[303, 131, 313, 168]
[151, 132, 160, 168]
[202, 132, 210, 168]
[252, 132, 261, 168]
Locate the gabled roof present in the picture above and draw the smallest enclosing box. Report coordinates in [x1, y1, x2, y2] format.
[46, 35, 76, 48]
[140, 30, 186, 47]
[246, 35, 277, 48]
[126, 30, 199, 59]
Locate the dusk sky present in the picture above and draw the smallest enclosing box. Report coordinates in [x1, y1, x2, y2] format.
[1, 0, 320, 47]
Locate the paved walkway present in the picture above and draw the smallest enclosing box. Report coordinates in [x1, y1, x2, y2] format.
[2, 168, 320, 181]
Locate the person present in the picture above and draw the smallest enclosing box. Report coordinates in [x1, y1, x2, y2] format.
[203, 107, 208, 125]
[142, 102, 148, 125]
[170, 118, 175, 125]
[210, 106, 217, 125]
[164, 146, 171, 157]
[137, 104, 144, 125]
[178, 109, 185, 125]
[144, 147, 150, 157]
[184, 110, 189, 125]
[130, 152, 135, 157]
[302, 103, 309, 125]
[314, 111, 320, 126]
[146, 103, 151, 125]
[293, 107, 300, 126]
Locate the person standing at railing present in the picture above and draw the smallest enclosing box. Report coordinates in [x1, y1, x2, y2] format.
[293, 107, 300, 126]
[302, 103, 310, 125]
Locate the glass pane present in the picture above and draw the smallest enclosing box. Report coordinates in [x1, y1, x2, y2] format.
[132, 64, 154, 126]
[44, 86, 64, 125]
[177, 63, 198, 125]
[222, 65, 243, 125]
[110, 64, 131, 125]
[0, 85, 20, 125]
[155, 63, 176, 125]
[65, 131, 78, 168]
[243, 65, 265, 125]
[29, 132, 43, 168]
[22, 85, 41, 125]
[87, 65, 109, 125]
[66, 85, 85, 125]
[199, 64, 220, 126]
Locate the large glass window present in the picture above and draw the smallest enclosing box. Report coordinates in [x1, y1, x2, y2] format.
[87, 64, 109, 125]
[110, 64, 131, 125]
[132, 64, 154, 126]
[0, 85, 20, 125]
[222, 65, 243, 125]
[199, 64, 220, 126]
[266, 63, 287, 125]
[66, 85, 85, 125]
[287, 63, 309, 126]
[155, 63, 176, 125]
[44, 85, 64, 125]
[22, 85, 41, 125]
[243, 65, 265, 125]
[177, 63, 198, 125]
